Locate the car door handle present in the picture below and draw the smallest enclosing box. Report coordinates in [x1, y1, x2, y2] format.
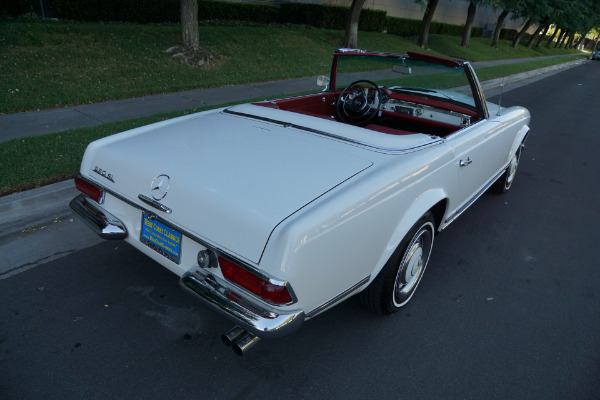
[460, 157, 473, 167]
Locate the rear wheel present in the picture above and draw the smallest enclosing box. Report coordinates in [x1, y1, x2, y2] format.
[360, 212, 435, 314]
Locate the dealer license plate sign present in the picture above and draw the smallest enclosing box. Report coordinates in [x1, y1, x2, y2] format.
[140, 213, 182, 264]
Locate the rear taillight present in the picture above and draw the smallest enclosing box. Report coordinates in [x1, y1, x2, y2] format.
[219, 257, 293, 305]
[74, 176, 103, 203]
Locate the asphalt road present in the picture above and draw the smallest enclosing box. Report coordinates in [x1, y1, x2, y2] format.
[1, 60, 599, 400]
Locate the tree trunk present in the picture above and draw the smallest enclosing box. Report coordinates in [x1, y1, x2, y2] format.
[546, 28, 560, 48]
[555, 30, 566, 48]
[526, 25, 543, 48]
[491, 10, 509, 48]
[181, 0, 199, 51]
[566, 34, 575, 49]
[574, 35, 585, 49]
[512, 18, 532, 48]
[417, 0, 440, 49]
[535, 25, 549, 48]
[343, 0, 367, 48]
[461, 1, 477, 48]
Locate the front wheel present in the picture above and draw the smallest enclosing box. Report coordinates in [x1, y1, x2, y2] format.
[491, 144, 522, 194]
[360, 212, 435, 314]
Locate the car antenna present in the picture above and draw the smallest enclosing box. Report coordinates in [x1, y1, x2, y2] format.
[496, 40, 509, 116]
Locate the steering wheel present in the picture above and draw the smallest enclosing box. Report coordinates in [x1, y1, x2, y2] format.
[336, 80, 382, 125]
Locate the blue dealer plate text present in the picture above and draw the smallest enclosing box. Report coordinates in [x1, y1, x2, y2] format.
[140, 213, 182, 264]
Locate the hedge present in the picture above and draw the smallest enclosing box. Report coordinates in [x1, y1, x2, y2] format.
[385, 16, 482, 38]
[278, 3, 386, 32]
[51, 0, 278, 24]
[0, 0, 34, 17]
[6, 0, 483, 41]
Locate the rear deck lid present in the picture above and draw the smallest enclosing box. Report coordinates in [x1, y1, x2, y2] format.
[84, 107, 373, 263]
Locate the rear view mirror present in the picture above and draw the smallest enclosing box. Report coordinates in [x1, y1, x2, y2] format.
[392, 65, 412, 75]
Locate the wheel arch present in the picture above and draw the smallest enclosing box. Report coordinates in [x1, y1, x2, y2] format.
[368, 188, 448, 282]
[507, 125, 530, 163]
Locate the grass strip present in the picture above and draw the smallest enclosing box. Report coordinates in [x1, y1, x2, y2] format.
[0, 56, 585, 197]
[474, 54, 588, 81]
[1, 20, 582, 114]
[0, 102, 244, 196]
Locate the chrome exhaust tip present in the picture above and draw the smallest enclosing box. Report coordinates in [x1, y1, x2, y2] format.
[222, 326, 245, 346]
[232, 332, 260, 356]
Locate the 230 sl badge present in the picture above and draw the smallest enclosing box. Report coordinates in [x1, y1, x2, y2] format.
[93, 166, 115, 182]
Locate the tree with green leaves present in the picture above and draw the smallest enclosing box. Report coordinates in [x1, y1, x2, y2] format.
[181, 0, 199, 51]
[417, 0, 440, 49]
[491, 9, 509, 48]
[178, 0, 211, 66]
[344, 0, 367, 48]
[489, 0, 522, 48]
[461, 1, 478, 48]
[510, 0, 553, 48]
[462, 0, 497, 48]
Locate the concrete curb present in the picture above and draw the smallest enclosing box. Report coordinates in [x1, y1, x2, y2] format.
[0, 180, 77, 238]
[0, 57, 588, 237]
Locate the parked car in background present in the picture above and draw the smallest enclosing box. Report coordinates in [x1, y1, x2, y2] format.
[71, 49, 530, 355]
[591, 49, 600, 60]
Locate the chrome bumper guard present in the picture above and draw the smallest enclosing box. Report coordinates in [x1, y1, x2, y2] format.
[180, 270, 305, 339]
[69, 194, 128, 240]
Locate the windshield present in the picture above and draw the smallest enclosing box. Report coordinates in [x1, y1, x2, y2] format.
[334, 54, 476, 110]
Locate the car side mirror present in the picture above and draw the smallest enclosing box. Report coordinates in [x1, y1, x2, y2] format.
[316, 75, 330, 88]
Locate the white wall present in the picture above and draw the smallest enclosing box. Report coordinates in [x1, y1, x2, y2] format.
[321, 0, 528, 31]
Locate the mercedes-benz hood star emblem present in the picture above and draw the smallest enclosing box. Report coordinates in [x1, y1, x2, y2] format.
[150, 174, 170, 201]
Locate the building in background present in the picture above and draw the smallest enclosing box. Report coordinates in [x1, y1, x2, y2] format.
[301, 0, 528, 33]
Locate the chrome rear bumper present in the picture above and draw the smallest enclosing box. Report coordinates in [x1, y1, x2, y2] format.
[70, 194, 304, 339]
[180, 270, 305, 339]
[69, 194, 127, 239]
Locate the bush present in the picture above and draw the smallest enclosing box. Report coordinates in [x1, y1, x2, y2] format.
[279, 3, 347, 30]
[48, 0, 473, 39]
[432, 21, 463, 36]
[499, 28, 518, 40]
[385, 16, 483, 39]
[199, 0, 277, 24]
[53, 0, 179, 23]
[385, 17, 421, 37]
[278, 3, 385, 32]
[358, 9, 386, 32]
[52, 0, 277, 24]
[0, 0, 34, 17]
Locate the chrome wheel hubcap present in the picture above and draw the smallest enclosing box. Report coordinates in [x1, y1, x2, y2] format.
[393, 224, 434, 307]
[505, 150, 520, 189]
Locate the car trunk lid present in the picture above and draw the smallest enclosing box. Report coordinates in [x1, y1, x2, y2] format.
[84, 108, 373, 263]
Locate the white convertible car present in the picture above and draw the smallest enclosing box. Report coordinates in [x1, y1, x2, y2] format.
[71, 49, 530, 355]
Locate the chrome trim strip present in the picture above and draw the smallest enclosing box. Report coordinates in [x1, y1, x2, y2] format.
[305, 275, 371, 319]
[385, 98, 473, 126]
[223, 109, 443, 154]
[138, 194, 172, 214]
[443, 119, 488, 141]
[180, 270, 305, 339]
[69, 194, 128, 240]
[443, 168, 505, 227]
[464, 62, 490, 120]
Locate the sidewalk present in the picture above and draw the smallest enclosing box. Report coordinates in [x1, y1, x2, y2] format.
[0, 54, 588, 239]
[0, 54, 584, 144]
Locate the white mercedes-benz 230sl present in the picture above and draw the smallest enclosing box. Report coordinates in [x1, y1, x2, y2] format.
[70, 49, 530, 355]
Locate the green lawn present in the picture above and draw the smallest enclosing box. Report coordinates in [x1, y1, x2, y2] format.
[0, 20, 582, 114]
